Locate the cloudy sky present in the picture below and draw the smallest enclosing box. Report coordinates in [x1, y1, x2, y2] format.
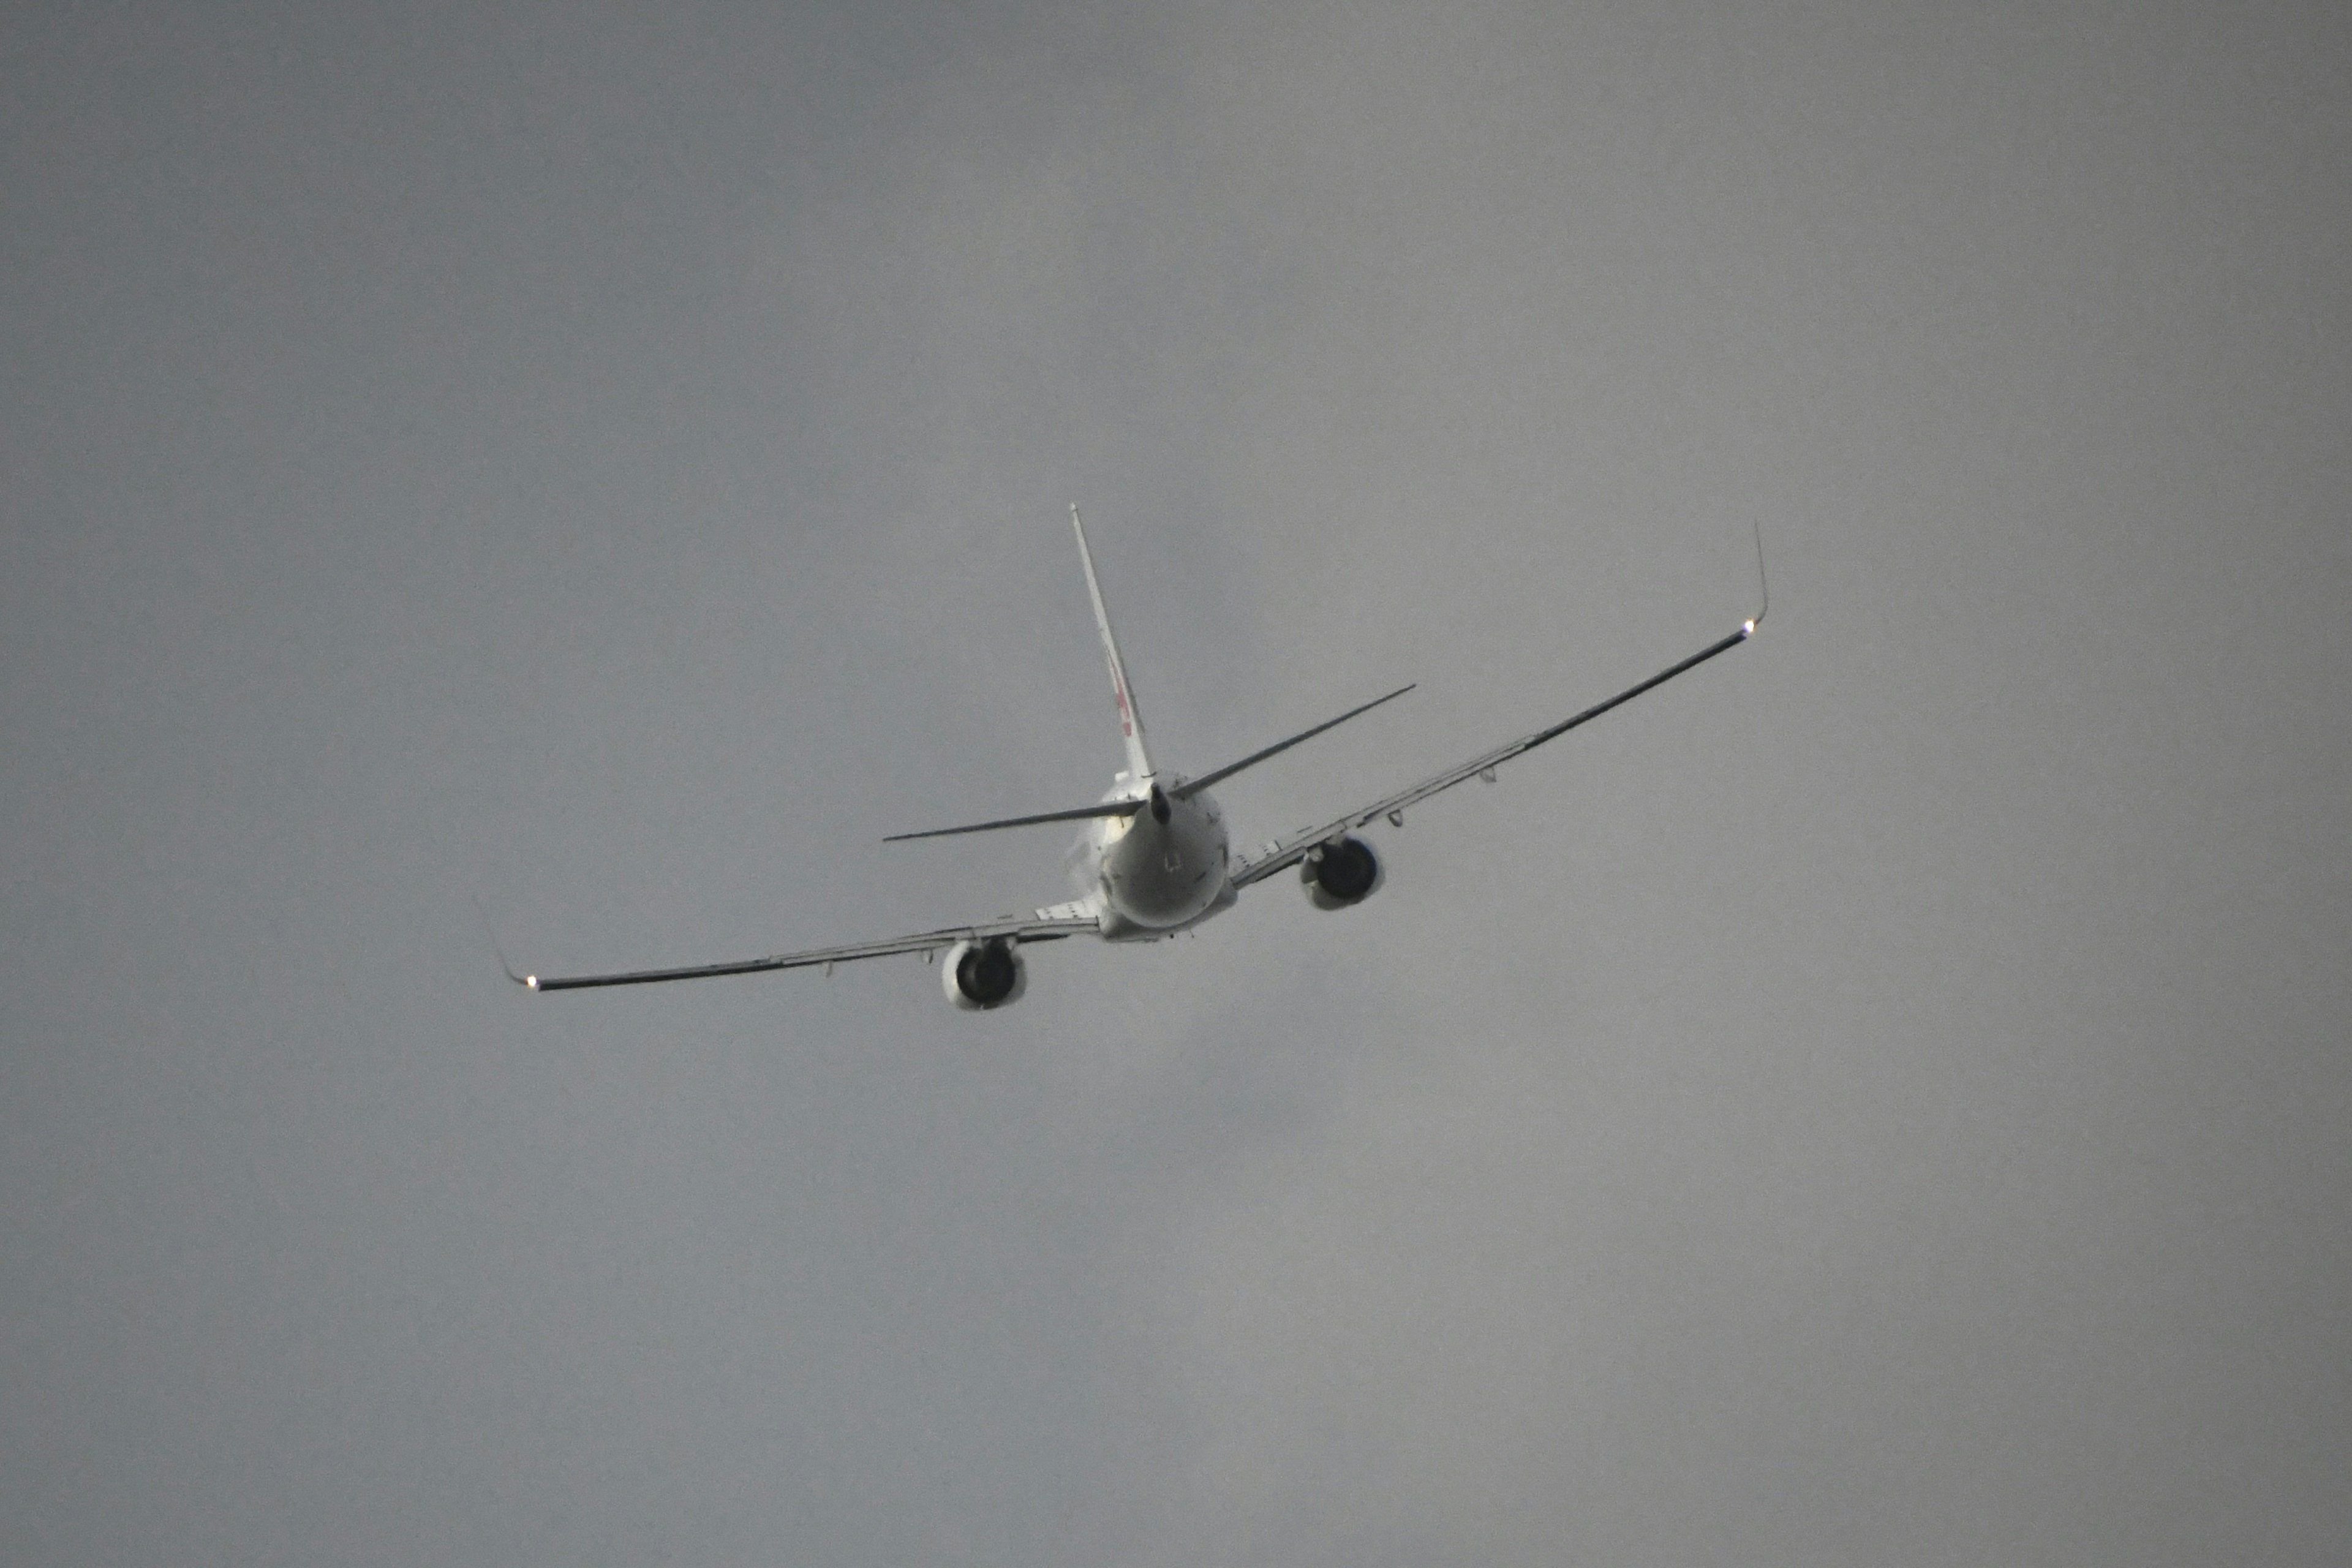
[6, 2, 2347, 1563]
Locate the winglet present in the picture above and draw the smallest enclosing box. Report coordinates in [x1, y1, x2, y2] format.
[1744, 518, 1768, 637]
[472, 894, 540, 990]
[1071, 504, 1155, 782]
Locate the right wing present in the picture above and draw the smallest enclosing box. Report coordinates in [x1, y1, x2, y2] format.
[504, 911, 1101, 992]
[1231, 611, 1761, 891]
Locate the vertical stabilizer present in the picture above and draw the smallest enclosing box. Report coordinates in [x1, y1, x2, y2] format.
[1070, 504, 1155, 783]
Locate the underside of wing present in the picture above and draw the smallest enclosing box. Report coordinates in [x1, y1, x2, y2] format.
[506, 911, 1101, 992]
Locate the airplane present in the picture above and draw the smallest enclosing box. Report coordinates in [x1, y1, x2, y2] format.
[502, 508, 1765, 1009]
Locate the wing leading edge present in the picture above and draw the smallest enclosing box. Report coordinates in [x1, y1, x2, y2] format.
[503, 912, 1101, 992]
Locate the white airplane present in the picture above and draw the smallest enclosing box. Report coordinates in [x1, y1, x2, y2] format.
[505, 508, 1765, 1009]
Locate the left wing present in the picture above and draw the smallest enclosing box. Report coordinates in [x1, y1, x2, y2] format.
[1232, 610, 1761, 891]
[503, 911, 1100, 992]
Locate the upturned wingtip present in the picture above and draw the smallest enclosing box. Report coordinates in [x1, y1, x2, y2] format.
[472, 894, 539, 990]
[1749, 518, 1770, 630]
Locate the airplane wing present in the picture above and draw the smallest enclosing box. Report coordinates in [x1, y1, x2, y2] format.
[502, 911, 1101, 992]
[1230, 613, 1760, 891]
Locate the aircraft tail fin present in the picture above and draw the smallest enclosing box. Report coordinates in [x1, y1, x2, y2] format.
[1071, 504, 1155, 782]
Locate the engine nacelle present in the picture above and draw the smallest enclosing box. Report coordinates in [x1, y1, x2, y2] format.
[941, 937, 1028, 1011]
[1300, 834, 1385, 911]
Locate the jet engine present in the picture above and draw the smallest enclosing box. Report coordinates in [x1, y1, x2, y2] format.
[1300, 834, 1385, 911]
[942, 937, 1028, 1010]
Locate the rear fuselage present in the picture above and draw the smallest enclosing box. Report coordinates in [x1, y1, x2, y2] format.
[1082, 777, 1234, 938]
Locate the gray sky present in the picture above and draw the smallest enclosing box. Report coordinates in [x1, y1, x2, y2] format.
[6, 2, 2348, 1563]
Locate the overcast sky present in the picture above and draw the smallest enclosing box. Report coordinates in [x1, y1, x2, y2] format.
[6, 3, 2348, 1564]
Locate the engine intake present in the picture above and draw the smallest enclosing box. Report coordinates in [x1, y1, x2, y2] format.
[1301, 834, 1385, 911]
[942, 937, 1028, 1010]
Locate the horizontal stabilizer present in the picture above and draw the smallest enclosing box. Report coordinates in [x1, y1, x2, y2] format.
[1172, 683, 1415, 800]
[884, 797, 1142, 844]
